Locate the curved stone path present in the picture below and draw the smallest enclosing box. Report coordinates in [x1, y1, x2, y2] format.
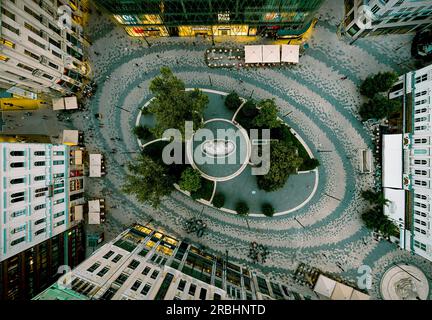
[76, 0, 432, 299]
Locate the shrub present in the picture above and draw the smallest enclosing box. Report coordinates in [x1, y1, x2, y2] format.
[301, 158, 320, 171]
[179, 167, 201, 193]
[191, 178, 213, 201]
[133, 125, 152, 140]
[360, 72, 398, 97]
[235, 201, 249, 216]
[359, 94, 401, 121]
[212, 193, 225, 208]
[262, 203, 275, 217]
[225, 91, 242, 110]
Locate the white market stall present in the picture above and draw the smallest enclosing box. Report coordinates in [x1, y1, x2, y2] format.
[52, 96, 78, 110]
[281, 44, 300, 64]
[62, 129, 79, 146]
[244, 45, 263, 64]
[262, 45, 280, 63]
[89, 153, 103, 177]
[88, 199, 101, 225]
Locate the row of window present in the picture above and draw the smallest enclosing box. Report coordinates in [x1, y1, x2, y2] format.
[10, 160, 64, 168]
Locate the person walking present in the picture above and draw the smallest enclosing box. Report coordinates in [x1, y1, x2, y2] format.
[340, 75, 348, 80]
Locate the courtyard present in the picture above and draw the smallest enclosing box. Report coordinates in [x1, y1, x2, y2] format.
[36, 0, 432, 299]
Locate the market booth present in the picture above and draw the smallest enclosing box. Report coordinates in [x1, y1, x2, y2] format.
[281, 44, 300, 64]
[52, 96, 79, 110]
[89, 153, 104, 177]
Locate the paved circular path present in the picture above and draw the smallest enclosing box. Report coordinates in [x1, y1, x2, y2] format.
[76, 0, 432, 299]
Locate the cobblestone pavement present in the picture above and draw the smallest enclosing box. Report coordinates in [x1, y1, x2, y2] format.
[69, 0, 431, 299]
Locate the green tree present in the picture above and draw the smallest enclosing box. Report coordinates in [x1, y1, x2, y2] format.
[360, 72, 398, 97]
[359, 94, 401, 120]
[148, 67, 209, 139]
[361, 208, 399, 237]
[301, 158, 320, 171]
[212, 193, 225, 208]
[179, 167, 202, 192]
[253, 99, 281, 129]
[262, 202, 275, 217]
[361, 190, 390, 207]
[225, 91, 242, 110]
[132, 125, 152, 140]
[257, 141, 303, 192]
[122, 154, 174, 208]
[236, 201, 249, 216]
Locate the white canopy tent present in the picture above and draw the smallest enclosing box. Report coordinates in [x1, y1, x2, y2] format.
[87, 200, 101, 225]
[64, 96, 78, 110]
[52, 96, 78, 110]
[382, 134, 403, 189]
[331, 283, 354, 300]
[62, 130, 79, 146]
[262, 45, 280, 63]
[74, 205, 84, 221]
[281, 44, 300, 63]
[350, 290, 370, 300]
[383, 188, 405, 225]
[313, 275, 336, 298]
[244, 45, 263, 63]
[52, 98, 65, 110]
[89, 154, 102, 177]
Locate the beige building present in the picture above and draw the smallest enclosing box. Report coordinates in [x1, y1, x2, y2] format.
[0, 0, 88, 97]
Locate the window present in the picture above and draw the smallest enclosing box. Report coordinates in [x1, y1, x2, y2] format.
[11, 237, 25, 246]
[414, 180, 428, 186]
[35, 218, 46, 225]
[34, 151, 45, 156]
[415, 74, 428, 84]
[34, 175, 45, 181]
[128, 260, 140, 270]
[49, 23, 60, 35]
[1, 21, 19, 35]
[54, 220, 65, 228]
[103, 250, 114, 259]
[34, 228, 46, 236]
[48, 62, 59, 70]
[415, 126, 426, 131]
[49, 38, 61, 49]
[414, 170, 427, 176]
[100, 287, 118, 300]
[415, 99, 427, 106]
[97, 266, 110, 277]
[131, 280, 142, 291]
[114, 273, 129, 286]
[414, 202, 427, 208]
[86, 262, 101, 273]
[53, 198, 64, 205]
[10, 151, 24, 156]
[10, 178, 25, 184]
[11, 225, 26, 234]
[415, 108, 427, 114]
[10, 162, 24, 168]
[54, 211, 65, 218]
[150, 270, 159, 279]
[42, 73, 54, 80]
[112, 254, 123, 263]
[11, 210, 26, 218]
[177, 280, 186, 292]
[34, 161, 45, 166]
[415, 194, 427, 200]
[25, 22, 42, 37]
[2, 7, 16, 20]
[414, 138, 427, 143]
[140, 284, 151, 296]
[24, 6, 42, 22]
[34, 204, 46, 210]
[199, 288, 207, 300]
[53, 160, 64, 165]
[11, 197, 24, 203]
[142, 266, 151, 275]
[415, 91, 427, 97]
[53, 151, 65, 156]
[214, 293, 221, 300]
[414, 159, 427, 165]
[28, 36, 45, 49]
[35, 187, 48, 193]
[188, 284, 197, 296]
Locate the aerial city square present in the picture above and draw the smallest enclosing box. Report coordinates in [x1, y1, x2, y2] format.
[0, 0, 432, 307]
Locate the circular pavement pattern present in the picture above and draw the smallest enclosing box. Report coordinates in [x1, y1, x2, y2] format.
[77, 0, 432, 299]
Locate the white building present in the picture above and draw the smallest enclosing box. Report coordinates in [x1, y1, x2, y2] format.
[0, 142, 85, 262]
[0, 0, 87, 97]
[35, 224, 307, 300]
[343, 0, 432, 40]
[383, 64, 432, 262]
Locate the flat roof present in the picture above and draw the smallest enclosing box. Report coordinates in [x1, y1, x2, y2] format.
[382, 134, 403, 189]
[52, 98, 65, 110]
[383, 187, 405, 225]
[244, 45, 263, 64]
[64, 96, 78, 110]
[62, 130, 79, 146]
[262, 45, 280, 63]
[314, 274, 336, 298]
[281, 45, 300, 63]
[89, 153, 102, 177]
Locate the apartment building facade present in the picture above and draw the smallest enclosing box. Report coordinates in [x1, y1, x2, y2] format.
[0, 142, 85, 262]
[383, 64, 432, 262]
[0, 0, 87, 97]
[35, 224, 308, 300]
[343, 0, 432, 40]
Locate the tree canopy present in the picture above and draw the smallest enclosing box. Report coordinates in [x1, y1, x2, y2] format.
[148, 67, 209, 139]
[262, 202, 275, 217]
[225, 91, 242, 111]
[122, 154, 174, 208]
[359, 93, 401, 121]
[257, 141, 303, 192]
[212, 193, 225, 208]
[360, 72, 399, 97]
[253, 99, 281, 129]
[236, 201, 249, 216]
[179, 167, 202, 193]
